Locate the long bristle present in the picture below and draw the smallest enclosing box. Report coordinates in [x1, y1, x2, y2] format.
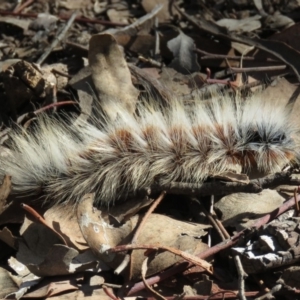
[1, 93, 299, 205]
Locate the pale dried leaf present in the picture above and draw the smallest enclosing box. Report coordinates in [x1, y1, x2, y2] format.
[77, 194, 209, 279]
[141, 0, 172, 22]
[0, 16, 30, 31]
[7, 258, 41, 299]
[280, 266, 300, 289]
[88, 34, 139, 118]
[0, 227, 17, 249]
[59, 0, 93, 10]
[215, 189, 285, 229]
[216, 15, 261, 33]
[0, 175, 11, 214]
[29, 13, 58, 31]
[0, 267, 19, 298]
[264, 12, 294, 30]
[44, 205, 88, 251]
[231, 41, 254, 55]
[107, 8, 130, 24]
[23, 278, 79, 298]
[167, 30, 201, 74]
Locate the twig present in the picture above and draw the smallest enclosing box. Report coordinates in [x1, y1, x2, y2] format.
[173, 3, 300, 82]
[143, 170, 298, 198]
[129, 191, 166, 279]
[21, 203, 67, 245]
[132, 191, 166, 245]
[205, 65, 287, 86]
[52, 68, 72, 78]
[230, 65, 287, 73]
[101, 283, 122, 289]
[16, 100, 78, 126]
[110, 244, 213, 274]
[141, 256, 167, 300]
[194, 199, 227, 241]
[34, 100, 78, 114]
[294, 187, 300, 216]
[195, 48, 278, 62]
[0, 10, 127, 27]
[205, 67, 236, 86]
[13, 0, 34, 13]
[154, 15, 160, 60]
[207, 191, 215, 247]
[234, 255, 248, 300]
[114, 254, 130, 275]
[254, 284, 282, 300]
[126, 193, 300, 296]
[102, 285, 120, 300]
[138, 55, 163, 68]
[207, 291, 238, 300]
[214, 216, 230, 240]
[37, 11, 78, 65]
[104, 4, 163, 35]
[114, 191, 166, 277]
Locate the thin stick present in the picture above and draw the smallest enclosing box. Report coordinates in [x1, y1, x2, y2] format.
[196, 48, 278, 63]
[195, 200, 226, 241]
[114, 191, 166, 276]
[130, 191, 166, 279]
[0, 10, 127, 27]
[294, 187, 300, 216]
[13, 0, 34, 13]
[234, 255, 248, 300]
[132, 191, 166, 245]
[144, 170, 299, 197]
[141, 256, 167, 300]
[34, 100, 78, 114]
[37, 11, 78, 65]
[230, 65, 286, 73]
[114, 254, 131, 275]
[102, 285, 120, 300]
[255, 284, 282, 300]
[127, 193, 300, 296]
[21, 203, 67, 245]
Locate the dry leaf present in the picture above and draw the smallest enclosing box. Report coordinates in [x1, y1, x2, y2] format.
[29, 13, 58, 31]
[167, 30, 201, 74]
[23, 277, 79, 298]
[88, 33, 139, 118]
[77, 194, 209, 279]
[12, 215, 108, 277]
[59, 0, 93, 10]
[0, 227, 17, 249]
[280, 266, 300, 289]
[263, 12, 294, 30]
[216, 15, 261, 33]
[44, 205, 88, 251]
[0, 16, 30, 31]
[215, 189, 285, 229]
[141, 0, 172, 22]
[7, 257, 41, 299]
[0, 267, 19, 298]
[0, 175, 11, 214]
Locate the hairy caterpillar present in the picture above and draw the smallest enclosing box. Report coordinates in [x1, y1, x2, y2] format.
[0, 92, 298, 206]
